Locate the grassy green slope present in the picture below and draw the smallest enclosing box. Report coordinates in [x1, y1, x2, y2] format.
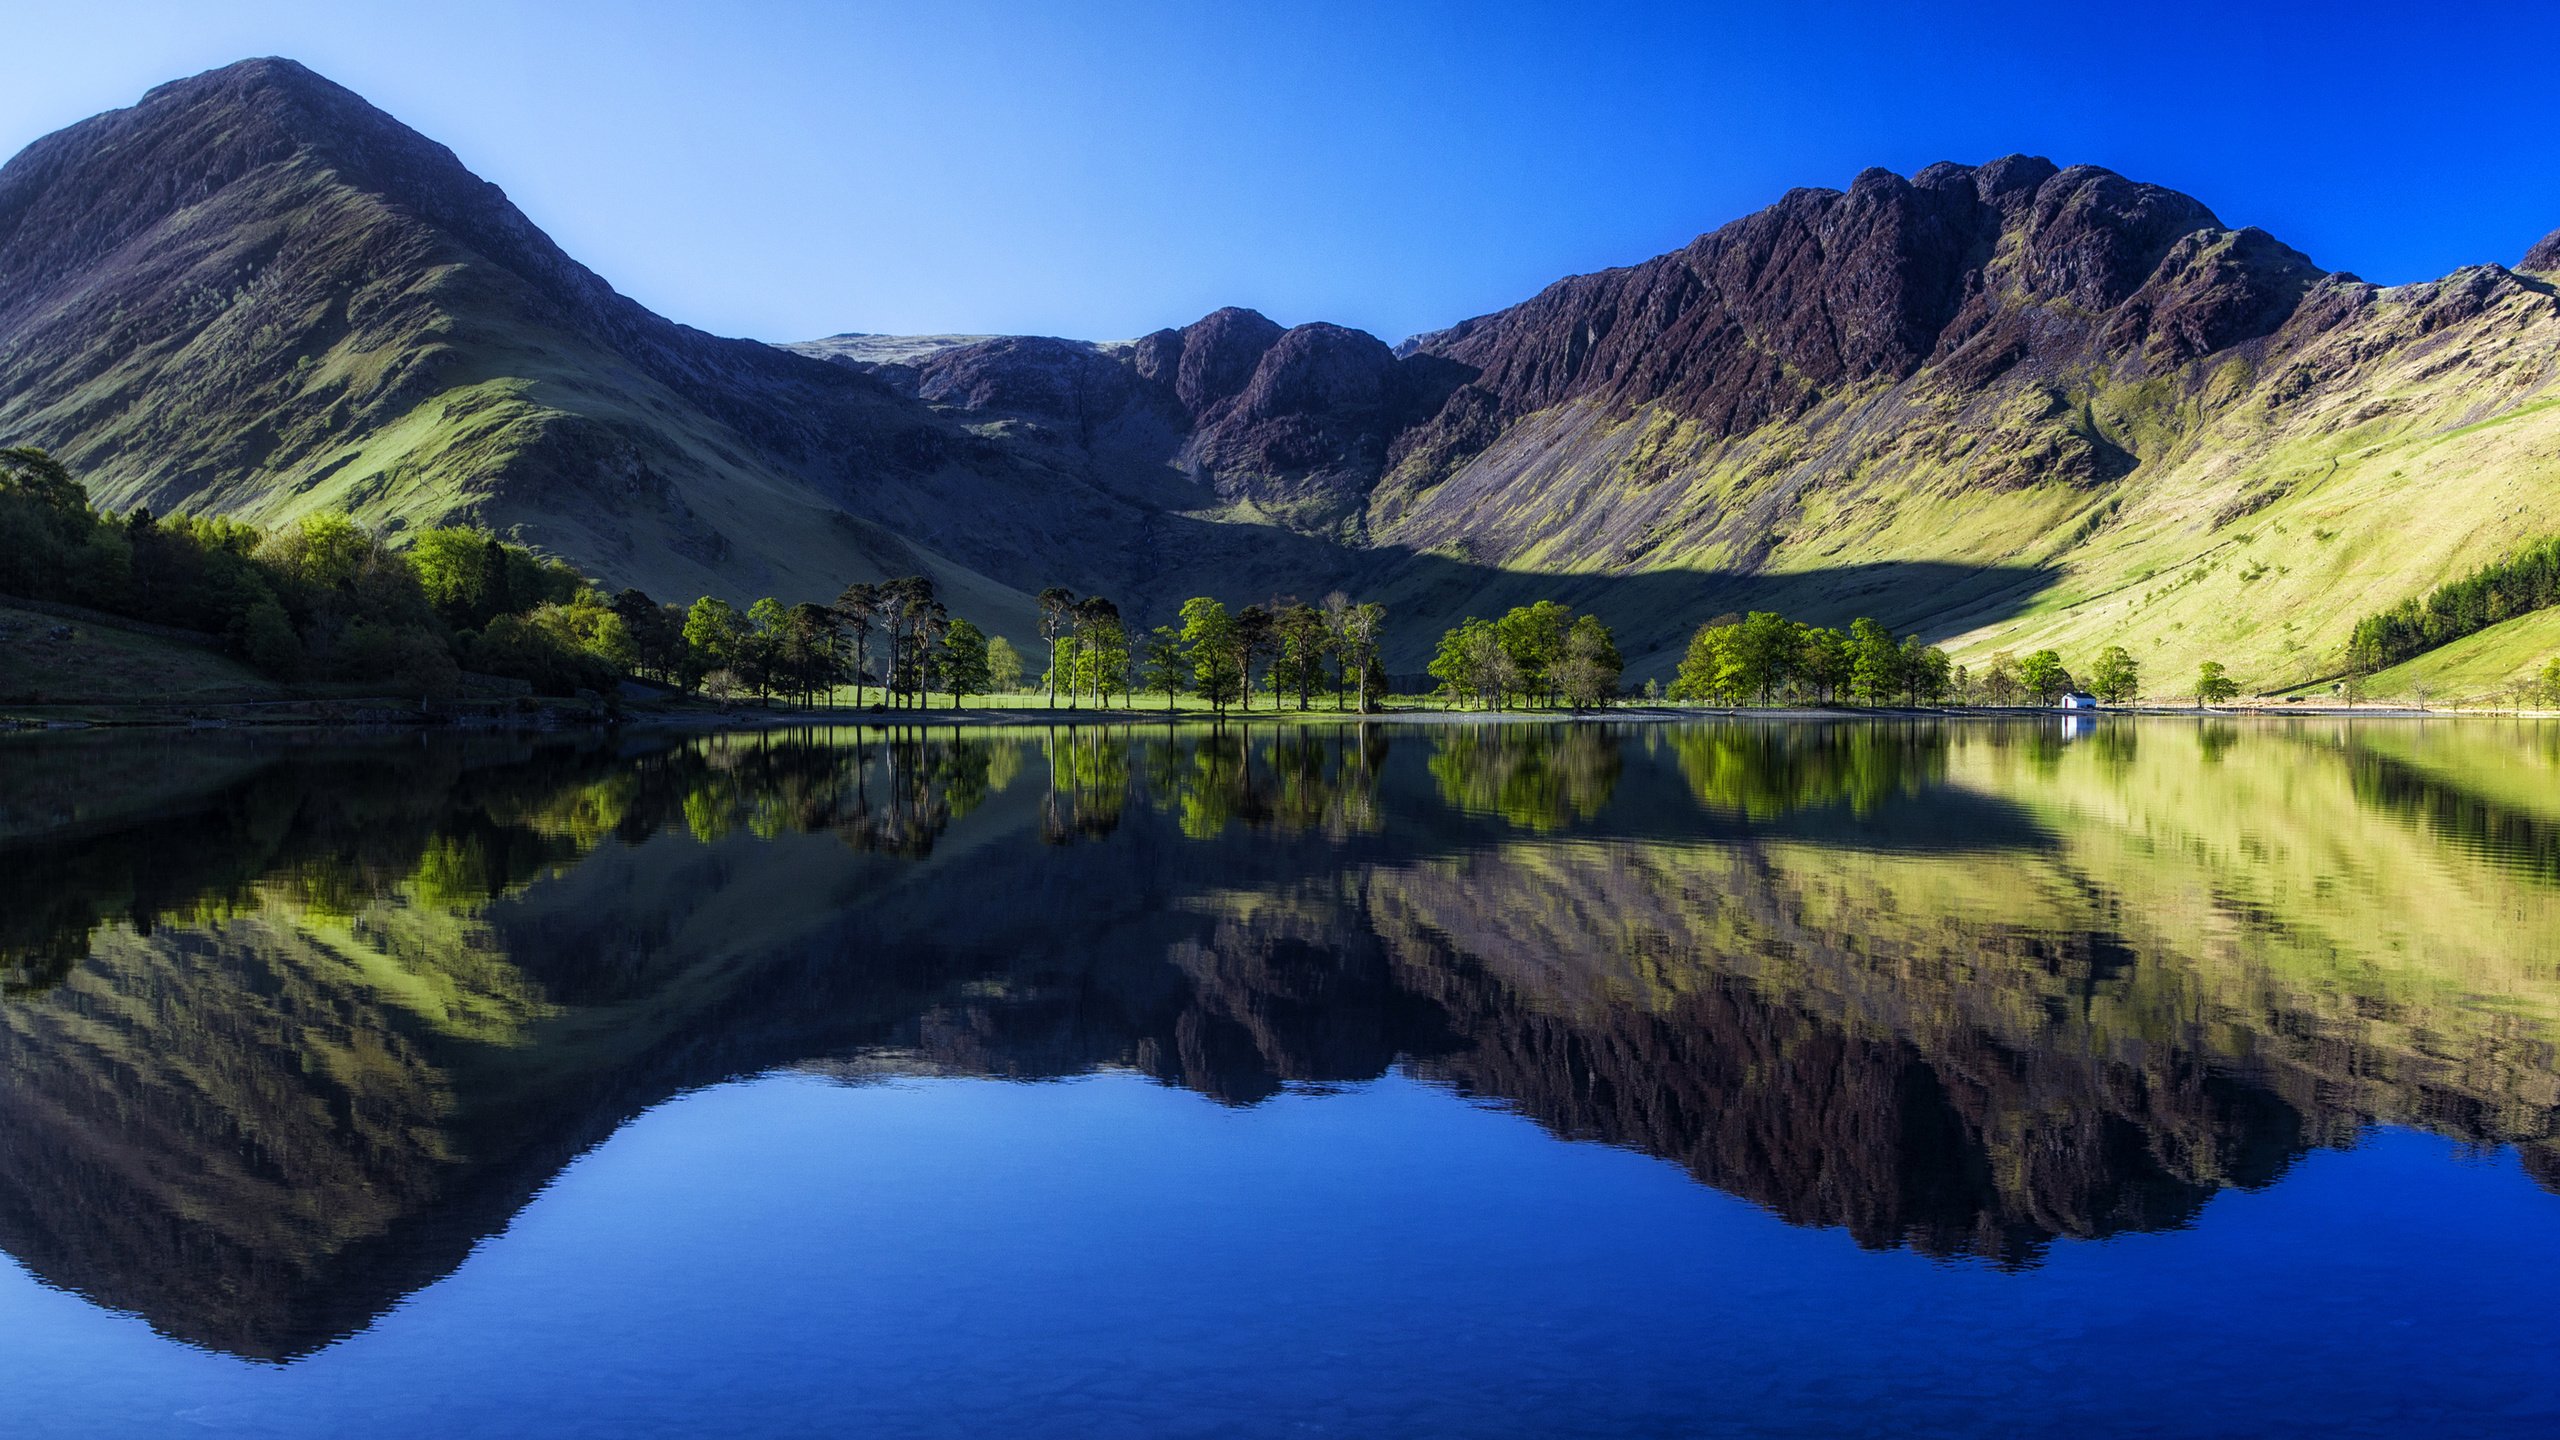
[2351, 608, 2560, 703]
[1371, 267, 2560, 690]
[0, 603, 280, 705]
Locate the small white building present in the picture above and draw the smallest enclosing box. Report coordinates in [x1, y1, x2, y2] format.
[2058, 692, 2100, 710]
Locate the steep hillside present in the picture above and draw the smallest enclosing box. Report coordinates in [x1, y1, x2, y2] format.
[0, 59, 1068, 635]
[826, 166, 2560, 682]
[6, 59, 2557, 682]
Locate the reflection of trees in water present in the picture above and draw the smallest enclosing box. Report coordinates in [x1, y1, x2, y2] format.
[2348, 744, 2560, 884]
[1668, 721, 1946, 817]
[2198, 723, 2240, 764]
[4, 722, 2560, 1359]
[1108, 725, 1391, 841]
[1042, 730, 1129, 843]
[0, 729, 1032, 990]
[0, 743, 530, 995]
[1427, 726, 1621, 830]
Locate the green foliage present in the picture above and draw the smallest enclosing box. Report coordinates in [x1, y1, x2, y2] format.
[1557, 614, 1623, 709]
[1668, 610, 1947, 709]
[1142, 624, 1189, 712]
[1179, 597, 1243, 713]
[1429, 616, 1517, 710]
[1272, 603, 1332, 711]
[2088, 646, 2140, 706]
[1495, 600, 1571, 703]
[940, 618, 992, 704]
[0, 448, 640, 696]
[683, 597, 745, 672]
[2349, 534, 2560, 672]
[2019, 650, 2074, 704]
[2195, 660, 2239, 706]
[1324, 593, 1388, 713]
[987, 635, 1026, 693]
[1848, 617, 1903, 706]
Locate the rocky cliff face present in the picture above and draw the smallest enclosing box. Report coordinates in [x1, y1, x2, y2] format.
[7, 59, 2559, 679]
[809, 147, 2560, 681]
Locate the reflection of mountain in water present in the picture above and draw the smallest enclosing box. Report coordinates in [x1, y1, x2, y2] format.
[0, 720, 2554, 1357]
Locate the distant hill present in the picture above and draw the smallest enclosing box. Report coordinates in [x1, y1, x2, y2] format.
[6, 59, 2559, 683]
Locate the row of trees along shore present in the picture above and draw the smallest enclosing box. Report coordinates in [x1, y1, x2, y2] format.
[10, 446, 2267, 710]
[0, 446, 1424, 709]
[1426, 601, 1624, 709]
[1668, 611, 2240, 709]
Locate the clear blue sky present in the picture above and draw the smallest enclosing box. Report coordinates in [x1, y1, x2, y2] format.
[7, 0, 2556, 345]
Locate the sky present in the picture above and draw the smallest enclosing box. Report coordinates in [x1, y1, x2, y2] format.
[7, 0, 2558, 345]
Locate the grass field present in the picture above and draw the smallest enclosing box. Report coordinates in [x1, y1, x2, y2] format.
[0, 604, 283, 706]
[2352, 608, 2560, 705]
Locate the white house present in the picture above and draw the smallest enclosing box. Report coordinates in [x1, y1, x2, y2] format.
[2058, 692, 2100, 710]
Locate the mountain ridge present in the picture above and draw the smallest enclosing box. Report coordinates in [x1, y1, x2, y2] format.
[6, 58, 2559, 683]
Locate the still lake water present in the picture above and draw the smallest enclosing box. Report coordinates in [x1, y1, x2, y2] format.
[2, 716, 2557, 1437]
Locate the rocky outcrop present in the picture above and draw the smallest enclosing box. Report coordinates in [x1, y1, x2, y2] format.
[2524, 226, 2560, 274]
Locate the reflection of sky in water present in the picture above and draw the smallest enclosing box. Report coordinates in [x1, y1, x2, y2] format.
[1, 1075, 2551, 1438]
[3, 719, 2559, 1435]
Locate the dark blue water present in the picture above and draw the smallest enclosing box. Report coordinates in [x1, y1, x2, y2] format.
[2, 720, 2556, 1436]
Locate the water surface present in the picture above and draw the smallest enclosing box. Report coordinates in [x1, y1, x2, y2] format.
[2, 717, 2556, 1436]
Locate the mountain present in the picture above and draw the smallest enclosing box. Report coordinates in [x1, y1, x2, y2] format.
[6, 59, 2559, 683]
[0, 58, 1077, 634]
[5, 724, 2557, 1355]
[813, 163, 2560, 682]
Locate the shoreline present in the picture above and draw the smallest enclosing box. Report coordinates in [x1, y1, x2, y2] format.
[0, 697, 2519, 736]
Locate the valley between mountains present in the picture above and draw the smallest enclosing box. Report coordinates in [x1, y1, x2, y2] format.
[5, 57, 2558, 685]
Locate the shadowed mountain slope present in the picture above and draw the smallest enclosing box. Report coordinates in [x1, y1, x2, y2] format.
[817, 166, 2560, 683]
[6, 60, 2559, 681]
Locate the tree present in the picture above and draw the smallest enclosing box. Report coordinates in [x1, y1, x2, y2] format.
[1670, 620, 1742, 705]
[1429, 617, 1520, 710]
[778, 601, 841, 706]
[987, 635, 1026, 693]
[1064, 596, 1125, 707]
[2018, 649, 2073, 705]
[1179, 597, 1243, 714]
[741, 596, 790, 699]
[2195, 660, 2239, 707]
[0, 447, 88, 516]
[2538, 656, 2560, 709]
[1796, 624, 1852, 704]
[1142, 624, 1189, 713]
[1849, 617, 1903, 706]
[1234, 604, 1277, 711]
[683, 597, 745, 685]
[1556, 614, 1623, 710]
[1074, 612, 1130, 706]
[1037, 586, 1077, 709]
[2088, 645, 2140, 706]
[941, 618, 992, 707]
[1902, 637, 1953, 706]
[833, 581, 881, 706]
[1273, 603, 1331, 711]
[1982, 652, 2023, 707]
[1496, 600, 1572, 705]
[1728, 611, 1799, 705]
[1325, 593, 1388, 713]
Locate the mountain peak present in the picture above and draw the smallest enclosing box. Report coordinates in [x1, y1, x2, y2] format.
[139, 55, 337, 103]
[2526, 226, 2560, 274]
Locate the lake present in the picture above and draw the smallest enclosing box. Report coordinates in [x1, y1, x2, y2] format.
[2, 717, 2556, 1437]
